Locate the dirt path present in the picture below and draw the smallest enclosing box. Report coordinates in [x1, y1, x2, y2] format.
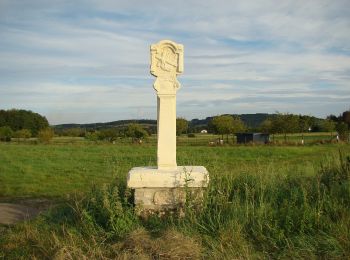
[0, 198, 53, 225]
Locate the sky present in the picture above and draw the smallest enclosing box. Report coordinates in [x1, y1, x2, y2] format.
[0, 0, 349, 124]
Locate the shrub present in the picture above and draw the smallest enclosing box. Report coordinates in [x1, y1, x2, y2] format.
[85, 131, 99, 142]
[176, 117, 188, 136]
[65, 128, 85, 137]
[14, 129, 32, 139]
[187, 133, 196, 138]
[126, 124, 148, 143]
[336, 122, 349, 142]
[38, 128, 54, 143]
[0, 126, 13, 141]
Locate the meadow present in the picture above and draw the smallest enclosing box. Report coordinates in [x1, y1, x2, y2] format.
[0, 139, 349, 259]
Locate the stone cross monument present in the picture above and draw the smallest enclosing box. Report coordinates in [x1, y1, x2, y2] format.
[151, 40, 183, 170]
[127, 40, 209, 215]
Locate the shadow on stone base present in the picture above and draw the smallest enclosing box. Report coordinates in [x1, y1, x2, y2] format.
[134, 187, 205, 218]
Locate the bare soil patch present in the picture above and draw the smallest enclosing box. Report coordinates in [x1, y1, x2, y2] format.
[0, 198, 53, 225]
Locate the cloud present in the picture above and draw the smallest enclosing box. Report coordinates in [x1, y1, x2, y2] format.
[0, 0, 349, 124]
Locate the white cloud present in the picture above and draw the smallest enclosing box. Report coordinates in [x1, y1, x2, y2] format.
[0, 0, 349, 123]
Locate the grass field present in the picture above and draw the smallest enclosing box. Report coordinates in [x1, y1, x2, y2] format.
[0, 141, 349, 259]
[11, 131, 340, 147]
[0, 141, 346, 198]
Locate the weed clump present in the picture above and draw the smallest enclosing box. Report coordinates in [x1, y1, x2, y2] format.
[76, 183, 139, 240]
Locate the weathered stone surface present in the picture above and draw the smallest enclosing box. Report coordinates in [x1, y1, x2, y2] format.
[133, 187, 205, 217]
[150, 40, 183, 94]
[153, 189, 185, 205]
[127, 166, 209, 188]
[134, 188, 184, 209]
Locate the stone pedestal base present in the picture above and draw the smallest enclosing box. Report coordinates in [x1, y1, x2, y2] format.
[127, 166, 209, 216]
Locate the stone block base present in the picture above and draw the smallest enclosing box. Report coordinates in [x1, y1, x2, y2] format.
[127, 166, 209, 216]
[134, 187, 204, 216]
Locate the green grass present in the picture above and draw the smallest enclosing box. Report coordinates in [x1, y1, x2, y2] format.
[11, 131, 338, 147]
[1, 142, 347, 198]
[0, 141, 349, 259]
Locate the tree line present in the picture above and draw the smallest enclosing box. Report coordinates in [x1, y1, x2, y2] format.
[1, 109, 349, 143]
[0, 109, 50, 141]
[84, 123, 150, 143]
[258, 113, 346, 142]
[207, 111, 350, 142]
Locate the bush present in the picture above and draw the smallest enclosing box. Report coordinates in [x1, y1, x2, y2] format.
[64, 128, 85, 137]
[176, 117, 189, 136]
[38, 128, 54, 143]
[85, 131, 99, 142]
[126, 124, 148, 143]
[97, 128, 121, 142]
[187, 133, 196, 138]
[0, 126, 13, 141]
[336, 122, 349, 142]
[14, 129, 32, 139]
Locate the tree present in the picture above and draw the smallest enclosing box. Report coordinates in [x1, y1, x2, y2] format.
[336, 122, 349, 142]
[126, 123, 148, 143]
[327, 114, 340, 123]
[322, 119, 336, 138]
[0, 126, 13, 142]
[38, 128, 54, 143]
[298, 115, 311, 133]
[176, 118, 188, 136]
[14, 129, 32, 139]
[342, 110, 350, 128]
[270, 113, 299, 142]
[259, 119, 273, 133]
[232, 116, 246, 133]
[98, 128, 120, 142]
[0, 109, 49, 136]
[298, 115, 311, 143]
[210, 115, 234, 142]
[231, 116, 246, 143]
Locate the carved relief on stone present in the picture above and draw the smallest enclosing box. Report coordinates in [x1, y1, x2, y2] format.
[150, 40, 184, 94]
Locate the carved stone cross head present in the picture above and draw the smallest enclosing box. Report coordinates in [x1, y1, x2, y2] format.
[150, 40, 184, 95]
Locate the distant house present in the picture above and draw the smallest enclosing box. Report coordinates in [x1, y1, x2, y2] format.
[236, 133, 270, 144]
[200, 129, 208, 134]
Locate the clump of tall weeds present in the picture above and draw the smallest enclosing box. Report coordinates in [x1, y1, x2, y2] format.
[74, 182, 138, 240]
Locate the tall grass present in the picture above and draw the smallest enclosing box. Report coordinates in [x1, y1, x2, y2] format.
[1, 150, 349, 259]
[177, 151, 350, 258]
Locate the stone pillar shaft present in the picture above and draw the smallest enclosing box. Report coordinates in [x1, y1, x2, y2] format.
[157, 94, 177, 170]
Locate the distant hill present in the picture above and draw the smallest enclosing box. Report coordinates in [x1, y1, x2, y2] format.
[239, 113, 271, 128]
[54, 119, 157, 130]
[189, 113, 270, 130]
[53, 113, 271, 131]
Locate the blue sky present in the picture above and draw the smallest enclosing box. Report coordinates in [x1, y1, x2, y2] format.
[0, 0, 349, 124]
